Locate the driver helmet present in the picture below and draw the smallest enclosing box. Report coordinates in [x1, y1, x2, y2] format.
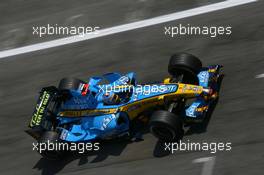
[103, 92, 120, 105]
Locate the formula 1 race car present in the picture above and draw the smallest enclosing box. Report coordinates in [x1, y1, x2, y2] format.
[26, 52, 222, 158]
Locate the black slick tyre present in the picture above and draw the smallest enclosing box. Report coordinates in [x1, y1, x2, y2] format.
[168, 53, 202, 84]
[58, 78, 85, 91]
[149, 110, 183, 142]
[38, 131, 64, 160]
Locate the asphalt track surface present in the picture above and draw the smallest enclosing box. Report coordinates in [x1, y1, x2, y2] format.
[0, 0, 264, 175]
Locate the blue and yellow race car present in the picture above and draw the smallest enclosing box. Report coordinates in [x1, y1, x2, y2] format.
[26, 52, 222, 158]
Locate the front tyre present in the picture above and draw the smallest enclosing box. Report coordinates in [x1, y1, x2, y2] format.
[149, 110, 184, 142]
[168, 53, 202, 84]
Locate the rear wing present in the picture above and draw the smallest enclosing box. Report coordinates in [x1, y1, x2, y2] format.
[26, 86, 59, 139]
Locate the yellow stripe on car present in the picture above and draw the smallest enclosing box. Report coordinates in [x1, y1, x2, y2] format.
[59, 83, 205, 118]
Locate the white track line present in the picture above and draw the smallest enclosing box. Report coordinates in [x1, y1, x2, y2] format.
[0, 0, 257, 59]
[255, 74, 264, 78]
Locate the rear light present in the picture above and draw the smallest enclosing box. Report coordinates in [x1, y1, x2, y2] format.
[81, 84, 89, 96]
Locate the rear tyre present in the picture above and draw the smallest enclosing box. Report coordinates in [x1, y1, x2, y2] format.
[168, 53, 202, 84]
[58, 78, 85, 91]
[38, 131, 64, 160]
[149, 110, 184, 142]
